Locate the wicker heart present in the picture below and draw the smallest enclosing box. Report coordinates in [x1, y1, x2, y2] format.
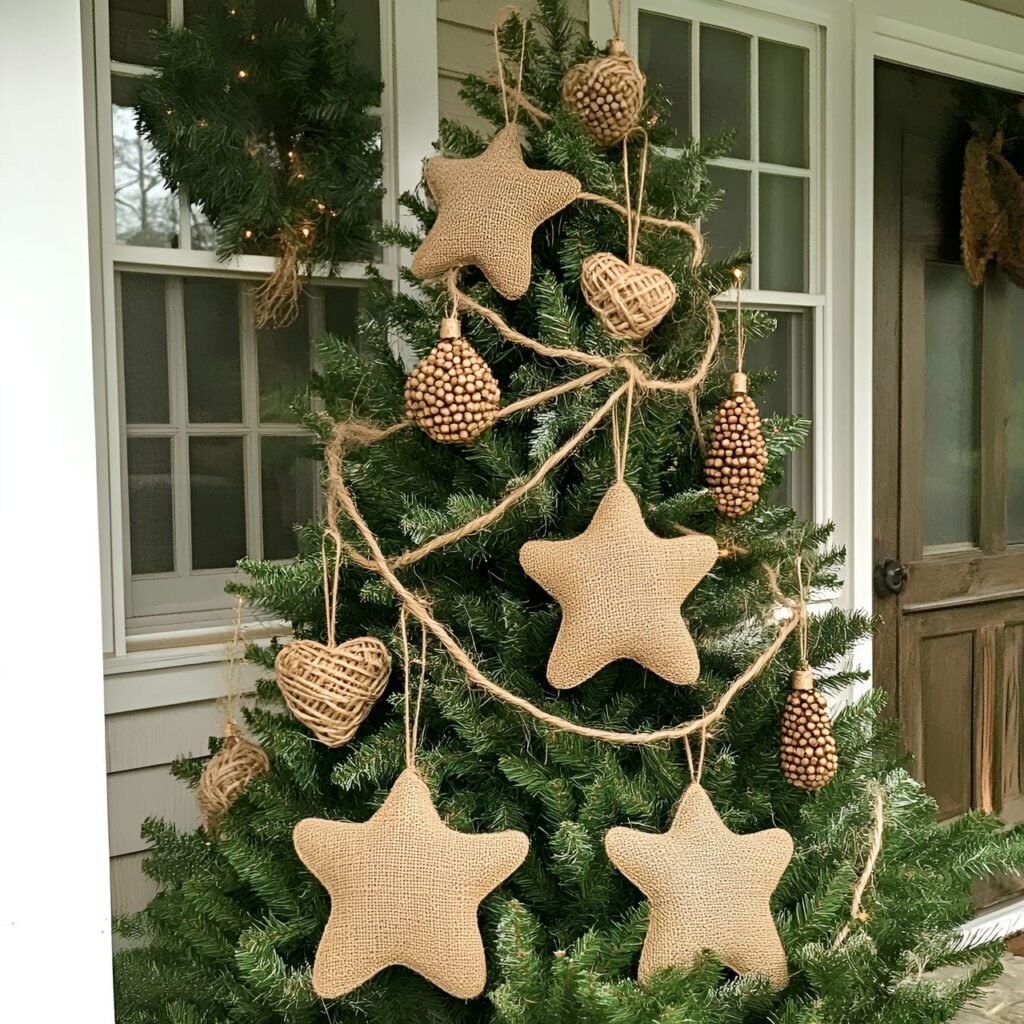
[275, 637, 392, 748]
[580, 252, 676, 340]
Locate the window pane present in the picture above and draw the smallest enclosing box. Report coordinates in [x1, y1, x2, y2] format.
[923, 262, 982, 549]
[112, 76, 177, 247]
[120, 272, 169, 424]
[1007, 284, 1024, 543]
[759, 174, 808, 292]
[184, 278, 241, 423]
[324, 285, 363, 336]
[759, 39, 810, 168]
[705, 165, 751, 265]
[189, 436, 246, 570]
[339, 0, 382, 78]
[127, 437, 174, 575]
[258, 302, 310, 424]
[700, 26, 750, 158]
[261, 436, 316, 560]
[110, 0, 165, 66]
[742, 309, 813, 516]
[189, 204, 217, 251]
[638, 13, 691, 144]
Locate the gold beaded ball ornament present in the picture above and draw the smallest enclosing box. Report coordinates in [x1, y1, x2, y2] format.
[780, 669, 838, 791]
[405, 317, 501, 444]
[705, 371, 767, 518]
[562, 37, 645, 147]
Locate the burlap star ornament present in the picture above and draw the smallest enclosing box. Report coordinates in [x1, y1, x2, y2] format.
[519, 482, 718, 688]
[606, 783, 793, 990]
[293, 768, 529, 999]
[412, 124, 581, 300]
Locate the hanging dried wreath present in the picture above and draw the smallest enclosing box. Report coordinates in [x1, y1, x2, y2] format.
[136, 0, 382, 327]
[961, 100, 1024, 287]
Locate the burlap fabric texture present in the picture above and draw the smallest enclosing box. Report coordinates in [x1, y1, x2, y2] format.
[196, 720, 269, 834]
[275, 636, 391, 747]
[606, 782, 793, 990]
[519, 481, 718, 688]
[293, 767, 529, 999]
[411, 124, 581, 301]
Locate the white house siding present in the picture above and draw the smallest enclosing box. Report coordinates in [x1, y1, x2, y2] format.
[438, 0, 588, 131]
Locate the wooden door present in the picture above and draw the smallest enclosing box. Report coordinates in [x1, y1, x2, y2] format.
[874, 63, 1024, 862]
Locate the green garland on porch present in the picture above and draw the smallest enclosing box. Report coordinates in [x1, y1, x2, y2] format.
[136, 0, 382, 327]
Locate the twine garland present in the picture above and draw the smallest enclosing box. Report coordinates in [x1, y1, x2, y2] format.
[833, 786, 886, 948]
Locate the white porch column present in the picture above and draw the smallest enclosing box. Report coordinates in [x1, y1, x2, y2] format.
[0, 0, 114, 1018]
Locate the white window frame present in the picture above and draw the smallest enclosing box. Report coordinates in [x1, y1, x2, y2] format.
[88, 0, 439, 662]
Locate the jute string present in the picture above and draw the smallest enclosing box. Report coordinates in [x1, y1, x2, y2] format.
[493, 7, 527, 127]
[611, 376, 635, 483]
[609, 0, 623, 40]
[622, 130, 650, 266]
[683, 727, 708, 784]
[399, 607, 428, 769]
[330, 450, 801, 745]
[732, 268, 747, 373]
[833, 785, 886, 948]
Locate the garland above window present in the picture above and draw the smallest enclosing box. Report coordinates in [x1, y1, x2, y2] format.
[136, 0, 383, 327]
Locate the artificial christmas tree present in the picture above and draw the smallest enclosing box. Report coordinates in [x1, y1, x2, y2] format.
[114, 4, 1024, 1023]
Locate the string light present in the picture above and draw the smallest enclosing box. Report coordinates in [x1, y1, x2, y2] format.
[197, 118, 208, 128]
[237, 69, 248, 80]
[731, 266, 746, 286]
[300, 226, 312, 239]
[243, 229, 254, 240]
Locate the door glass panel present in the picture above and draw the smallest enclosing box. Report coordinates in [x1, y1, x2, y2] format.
[189, 436, 246, 570]
[923, 261, 982, 550]
[1007, 284, 1024, 543]
[110, 0, 165, 65]
[638, 13, 691, 144]
[261, 436, 316, 560]
[741, 309, 813, 517]
[700, 26, 750, 158]
[120, 273, 169, 424]
[184, 278, 242, 423]
[704, 166, 751, 266]
[759, 174, 808, 291]
[759, 39, 810, 168]
[111, 76, 177, 247]
[127, 437, 174, 575]
[258, 303, 310, 424]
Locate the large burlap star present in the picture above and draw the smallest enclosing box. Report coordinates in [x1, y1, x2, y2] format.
[412, 124, 581, 300]
[293, 768, 529, 999]
[519, 482, 718, 688]
[606, 783, 792, 990]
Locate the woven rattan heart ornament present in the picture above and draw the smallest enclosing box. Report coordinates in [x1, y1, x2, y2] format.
[405, 316, 501, 443]
[197, 719, 270, 833]
[581, 133, 676, 341]
[562, 2, 644, 147]
[275, 636, 391, 747]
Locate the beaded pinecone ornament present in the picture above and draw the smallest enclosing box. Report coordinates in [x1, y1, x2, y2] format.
[780, 669, 838, 790]
[705, 372, 767, 518]
[562, 38, 645, 148]
[405, 317, 501, 444]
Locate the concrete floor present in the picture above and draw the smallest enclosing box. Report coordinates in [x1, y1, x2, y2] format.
[954, 955, 1024, 1022]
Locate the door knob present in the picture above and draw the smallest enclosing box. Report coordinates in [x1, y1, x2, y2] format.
[874, 557, 909, 597]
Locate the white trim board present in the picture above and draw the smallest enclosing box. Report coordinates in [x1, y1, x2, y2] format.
[962, 899, 1024, 946]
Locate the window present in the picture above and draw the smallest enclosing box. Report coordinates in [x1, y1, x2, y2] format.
[94, 0, 391, 637]
[636, 0, 822, 516]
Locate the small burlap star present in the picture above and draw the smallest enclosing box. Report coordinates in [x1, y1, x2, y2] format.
[606, 783, 793, 990]
[412, 124, 581, 300]
[293, 768, 529, 999]
[519, 482, 718, 688]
